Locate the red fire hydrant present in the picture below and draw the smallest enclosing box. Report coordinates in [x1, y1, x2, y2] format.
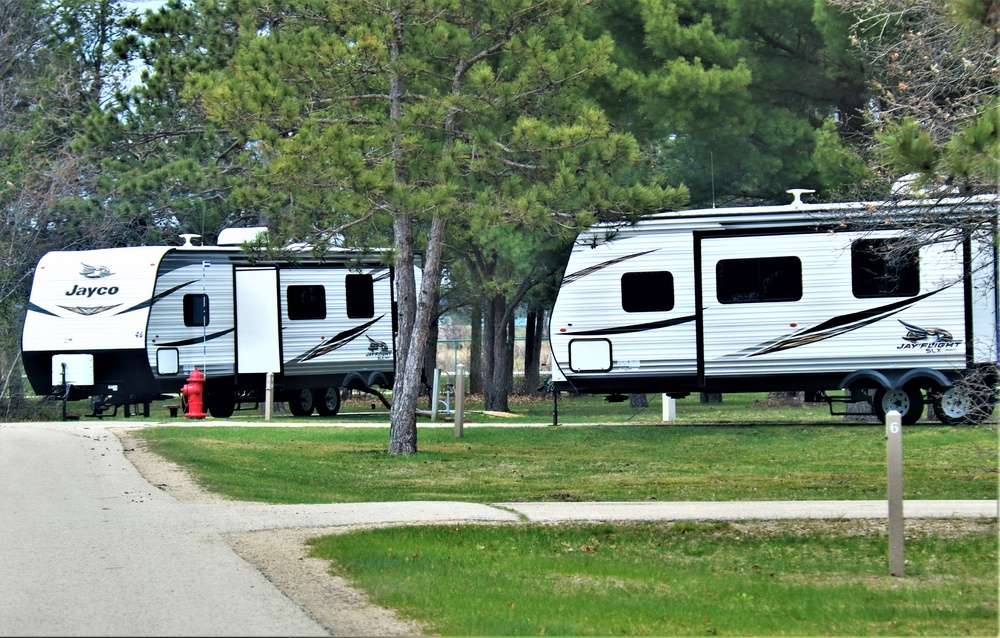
[180, 368, 207, 419]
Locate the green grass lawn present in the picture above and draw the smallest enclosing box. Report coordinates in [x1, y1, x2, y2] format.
[125, 394, 998, 636]
[133, 422, 998, 503]
[308, 520, 998, 636]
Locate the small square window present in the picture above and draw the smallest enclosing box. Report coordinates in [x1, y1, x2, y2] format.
[621, 271, 674, 312]
[346, 274, 375, 318]
[183, 294, 209, 326]
[287, 285, 327, 320]
[852, 239, 919, 298]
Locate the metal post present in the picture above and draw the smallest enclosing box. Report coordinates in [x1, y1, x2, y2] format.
[552, 387, 559, 426]
[264, 372, 274, 421]
[454, 364, 465, 437]
[886, 409, 905, 577]
[430, 368, 440, 421]
[61, 363, 68, 422]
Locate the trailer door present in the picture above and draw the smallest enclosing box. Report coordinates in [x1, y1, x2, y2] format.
[235, 267, 281, 373]
[699, 233, 826, 382]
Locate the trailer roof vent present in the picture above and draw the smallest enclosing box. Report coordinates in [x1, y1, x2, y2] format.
[786, 188, 815, 207]
[217, 227, 268, 246]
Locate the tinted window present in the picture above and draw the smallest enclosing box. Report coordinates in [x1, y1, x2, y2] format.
[287, 285, 327, 320]
[346, 274, 375, 318]
[621, 271, 674, 312]
[852, 239, 919, 298]
[183, 294, 209, 326]
[717, 256, 802, 303]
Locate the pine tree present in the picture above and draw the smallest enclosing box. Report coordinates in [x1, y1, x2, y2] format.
[191, 0, 685, 452]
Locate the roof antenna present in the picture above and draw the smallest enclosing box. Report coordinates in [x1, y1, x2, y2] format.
[710, 151, 716, 208]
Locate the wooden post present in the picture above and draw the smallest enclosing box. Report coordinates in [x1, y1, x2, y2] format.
[886, 409, 904, 577]
[454, 364, 465, 437]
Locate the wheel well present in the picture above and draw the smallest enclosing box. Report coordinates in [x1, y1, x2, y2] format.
[840, 368, 955, 394]
[342, 372, 367, 390]
[367, 371, 389, 388]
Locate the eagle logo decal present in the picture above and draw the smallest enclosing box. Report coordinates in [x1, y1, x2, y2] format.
[899, 320, 954, 342]
[80, 263, 113, 279]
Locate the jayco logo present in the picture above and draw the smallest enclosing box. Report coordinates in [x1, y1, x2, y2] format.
[65, 284, 119, 297]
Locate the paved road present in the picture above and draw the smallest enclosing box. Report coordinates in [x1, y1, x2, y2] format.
[1, 421, 996, 637]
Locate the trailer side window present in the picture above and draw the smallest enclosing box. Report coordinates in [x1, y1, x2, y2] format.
[346, 274, 375, 318]
[716, 256, 802, 303]
[621, 271, 674, 312]
[287, 285, 327, 320]
[183, 294, 210, 326]
[852, 239, 919, 298]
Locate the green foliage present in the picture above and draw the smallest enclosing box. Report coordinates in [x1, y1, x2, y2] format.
[586, 0, 874, 205]
[878, 105, 1000, 193]
[187, 0, 684, 245]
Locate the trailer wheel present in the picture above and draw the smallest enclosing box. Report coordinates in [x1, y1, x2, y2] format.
[933, 385, 995, 425]
[206, 391, 235, 419]
[872, 386, 923, 425]
[288, 388, 314, 416]
[314, 387, 341, 416]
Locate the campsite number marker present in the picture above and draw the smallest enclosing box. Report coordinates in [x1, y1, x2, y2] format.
[886, 409, 904, 577]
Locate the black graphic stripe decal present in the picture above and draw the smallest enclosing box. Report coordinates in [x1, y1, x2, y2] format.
[292, 316, 384, 363]
[560, 250, 658, 287]
[26, 302, 60, 317]
[156, 328, 234, 347]
[746, 285, 952, 357]
[27, 281, 196, 318]
[120, 281, 198, 314]
[563, 315, 696, 336]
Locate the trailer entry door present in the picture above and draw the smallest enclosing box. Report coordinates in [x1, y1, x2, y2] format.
[235, 267, 281, 373]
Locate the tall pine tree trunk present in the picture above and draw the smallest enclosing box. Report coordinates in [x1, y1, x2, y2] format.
[389, 214, 447, 454]
[468, 300, 482, 395]
[481, 294, 514, 412]
[520, 308, 544, 395]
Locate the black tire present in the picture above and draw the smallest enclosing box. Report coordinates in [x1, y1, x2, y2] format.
[933, 386, 995, 425]
[314, 387, 341, 416]
[206, 390, 235, 419]
[288, 388, 314, 416]
[872, 386, 923, 425]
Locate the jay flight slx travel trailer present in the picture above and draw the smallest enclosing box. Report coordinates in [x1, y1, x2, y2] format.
[21, 228, 409, 418]
[548, 190, 999, 425]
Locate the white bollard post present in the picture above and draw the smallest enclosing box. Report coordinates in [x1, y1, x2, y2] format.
[264, 372, 274, 421]
[662, 394, 676, 421]
[886, 409, 904, 577]
[430, 368, 441, 421]
[454, 364, 465, 438]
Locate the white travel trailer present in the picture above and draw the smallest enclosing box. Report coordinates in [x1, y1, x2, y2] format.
[548, 190, 999, 424]
[22, 228, 411, 418]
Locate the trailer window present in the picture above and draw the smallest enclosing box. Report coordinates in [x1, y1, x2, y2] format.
[287, 285, 327, 320]
[852, 239, 919, 298]
[716, 256, 802, 303]
[621, 271, 674, 312]
[346, 274, 375, 318]
[183, 294, 210, 326]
